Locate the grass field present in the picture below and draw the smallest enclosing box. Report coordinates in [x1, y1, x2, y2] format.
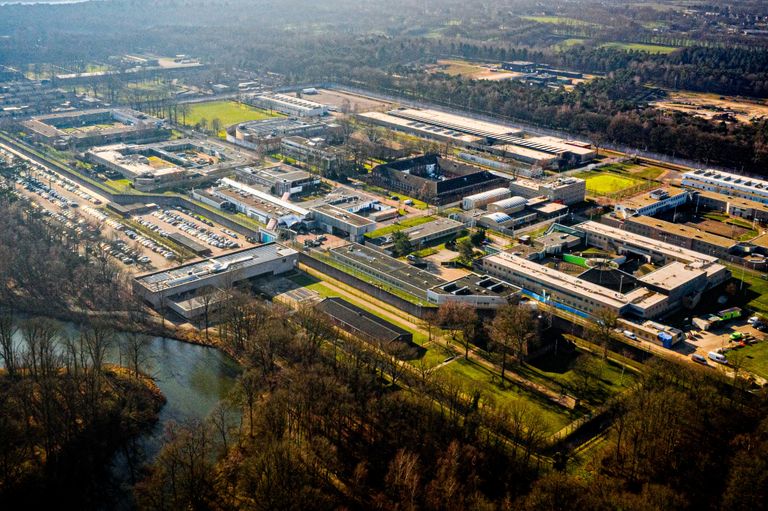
[738, 341, 768, 380]
[182, 101, 281, 137]
[438, 357, 576, 432]
[600, 42, 679, 54]
[104, 178, 133, 192]
[573, 171, 642, 195]
[726, 263, 768, 316]
[553, 38, 588, 50]
[522, 15, 594, 26]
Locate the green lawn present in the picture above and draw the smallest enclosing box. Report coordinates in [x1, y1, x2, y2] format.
[523, 349, 638, 406]
[104, 178, 133, 193]
[522, 15, 594, 26]
[182, 101, 282, 136]
[365, 215, 435, 239]
[726, 263, 768, 315]
[573, 171, 641, 195]
[437, 357, 577, 433]
[553, 38, 588, 50]
[738, 341, 768, 380]
[600, 42, 679, 54]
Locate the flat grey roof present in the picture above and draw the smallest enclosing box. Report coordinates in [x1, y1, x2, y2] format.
[430, 274, 520, 296]
[312, 203, 375, 228]
[136, 243, 296, 292]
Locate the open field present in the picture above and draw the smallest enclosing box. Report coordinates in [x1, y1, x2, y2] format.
[725, 263, 768, 316]
[553, 38, 588, 50]
[600, 42, 679, 54]
[573, 170, 642, 195]
[738, 341, 768, 381]
[430, 59, 519, 81]
[574, 162, 664, 197]
[182, 100, 281, 136]
[651, 90, 768, 124]
[521, 16, 595, 26]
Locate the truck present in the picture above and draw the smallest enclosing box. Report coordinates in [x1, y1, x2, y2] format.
[718, 307, 742, 322]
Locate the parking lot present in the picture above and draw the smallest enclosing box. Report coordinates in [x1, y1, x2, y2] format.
[135, 207, 255, 257]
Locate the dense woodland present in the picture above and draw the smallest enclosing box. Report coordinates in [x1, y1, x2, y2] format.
[133, 298, 768, 510]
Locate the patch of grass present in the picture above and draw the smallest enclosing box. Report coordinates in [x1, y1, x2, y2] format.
[183, 101, 281, 137]
[600, 42, 679, 54]
[738, 341, 768, 380]
[629, 165, 664, 180]
[365, 215, 435, 239]
[725, 263, 768, 316]
[553, 38, 588, 50]
[438, 357, 576, 433]
[411, 246, 440, 258]
[577, 173, 640, 195]
[522, 16, 594, 26]
[104, 178, 133, 193]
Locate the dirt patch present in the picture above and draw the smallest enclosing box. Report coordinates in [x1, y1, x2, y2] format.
[686, 219, 748, 240]
[652, 91, 768, 124]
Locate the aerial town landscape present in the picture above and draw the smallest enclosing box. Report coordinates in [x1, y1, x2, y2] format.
[1, 0, 768, 509]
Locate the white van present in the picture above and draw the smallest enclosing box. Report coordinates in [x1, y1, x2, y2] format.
[708, 351, 728, 364]
[622, 330, 637, 340]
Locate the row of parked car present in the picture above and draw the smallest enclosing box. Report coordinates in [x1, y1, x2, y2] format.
[150, 209, 240, 250]
[99, 240, 151, 266]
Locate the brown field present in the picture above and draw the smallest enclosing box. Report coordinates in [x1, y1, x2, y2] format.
[687, 219, 749, 240]
[652, 91, 768, 123]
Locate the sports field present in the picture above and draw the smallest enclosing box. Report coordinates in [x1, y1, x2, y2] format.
[182, 100, 282, 136]
[573, 171, 642, 195]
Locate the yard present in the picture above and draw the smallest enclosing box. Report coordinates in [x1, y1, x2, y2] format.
[181, 100, 282, 137]
[726, 263, 768, 316]
[738, 341, 768, 380]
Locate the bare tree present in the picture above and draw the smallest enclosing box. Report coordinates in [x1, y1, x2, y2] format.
[491, 303, 538, 378]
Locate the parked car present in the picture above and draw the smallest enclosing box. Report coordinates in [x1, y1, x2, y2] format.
[622, 330, 637, 340]
[691, 354, 708, 365]
[708, 351, 728, 364]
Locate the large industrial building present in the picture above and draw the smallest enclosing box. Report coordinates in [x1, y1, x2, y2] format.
[368, 154, 508, 205]
[357, 107, 595, 169]
[310, 203, 376, 242]
[133, 243, 299, 311]
[477, 221, 729, 322]
[357, 108, 523, 146]
[682, 169, 768, 205]
[329, 243, 446, 300]
[87, 138, 250, 191]
[462, 187, 512, 210]
[613, 187, 691, 220]
[248, 93, 328, 117]
[22, 108, 166, 147]
[280, 136, 347, 173]
[366, 217, 464, 253]
[235, 164, 321, 197]
[226, 117, 335, 153]
[507, 176, 586, 205]
[193, 177, 310, 228]
[692, 189, 768, 223]
[619, 215, 738, 260]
